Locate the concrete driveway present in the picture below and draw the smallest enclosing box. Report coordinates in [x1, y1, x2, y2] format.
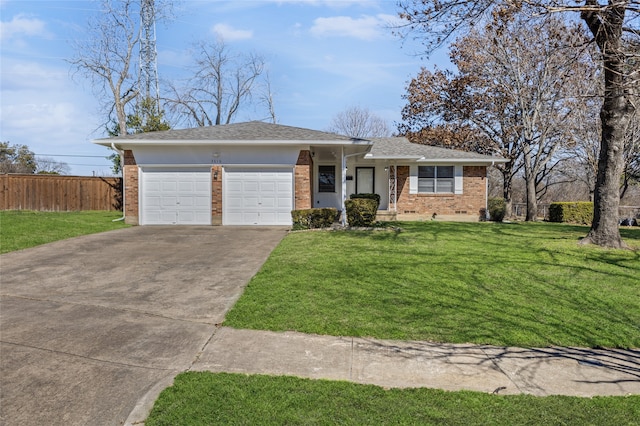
[0, 226, 287, 426]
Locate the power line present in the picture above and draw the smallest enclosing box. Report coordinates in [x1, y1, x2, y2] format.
[64, 163, 115, 167]
[35, 154, 109, 158]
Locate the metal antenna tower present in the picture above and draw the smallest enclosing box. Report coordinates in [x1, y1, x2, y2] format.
[139, 0, 160, 110]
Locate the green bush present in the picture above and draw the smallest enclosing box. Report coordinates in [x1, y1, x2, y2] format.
[345, 198, 378, 227]
[488, 198, 506, 222]
[548, 202, 593, 225]
[350, 193, 381, 209]
[291, 208, 337, 230]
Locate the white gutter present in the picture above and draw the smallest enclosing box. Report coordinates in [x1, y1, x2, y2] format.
[364, 154, 423, 160]
[94, 139, 374, 147]
[111, 143, 125, 222]
[364, 154, 509, 165]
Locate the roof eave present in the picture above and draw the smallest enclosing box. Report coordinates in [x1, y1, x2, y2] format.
[364, 154, 425, 160]
[93, 139, 373, 147]
[415, 158, 510, 164]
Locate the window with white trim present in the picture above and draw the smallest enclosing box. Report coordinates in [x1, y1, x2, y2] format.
[418, 166, 454, 193]
[318, 165, 336, 192]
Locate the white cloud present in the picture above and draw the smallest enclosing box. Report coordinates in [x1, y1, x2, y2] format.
[0, 13, 50, 41]
[0, 57, 105, 174]
[211, 23, 253, 41]
[310, 14, 393, 40]
[1, 60, 68, 91]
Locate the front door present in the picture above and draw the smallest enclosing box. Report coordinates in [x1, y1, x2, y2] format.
[356, 167, 374, 194]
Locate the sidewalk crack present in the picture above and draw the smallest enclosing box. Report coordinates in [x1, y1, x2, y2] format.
[349, 337, 354, 381]
[188, 323, 222, 371]
[481, 347, 524, 394]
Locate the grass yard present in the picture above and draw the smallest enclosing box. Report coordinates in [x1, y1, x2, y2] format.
[0, 210, 129, 253]
[145, 372, 640, 426]
[225, 221, 640, 349]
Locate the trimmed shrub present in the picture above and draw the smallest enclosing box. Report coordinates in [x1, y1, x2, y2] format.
[345, 198, 378, 227]
[479, 208, 488, 222]
[291, 208, 337, 230]
[488, 198, 506, 222]
[548, 202, 593, 225]
[350, 193, 381, 209]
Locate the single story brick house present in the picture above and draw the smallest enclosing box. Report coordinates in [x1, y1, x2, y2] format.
[94, 121, 508, 226]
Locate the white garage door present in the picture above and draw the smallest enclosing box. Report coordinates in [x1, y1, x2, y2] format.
[224, 168, 293, 225]
[141, 168, 211, 225]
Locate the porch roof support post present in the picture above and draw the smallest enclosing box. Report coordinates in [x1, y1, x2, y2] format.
[388, 163, 398, 212]
[393, 163, 397, 211]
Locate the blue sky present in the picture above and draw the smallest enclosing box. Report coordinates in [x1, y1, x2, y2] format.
[1, 0, 446, 176]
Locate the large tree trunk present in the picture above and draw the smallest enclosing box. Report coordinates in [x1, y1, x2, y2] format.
[502, 164, 514, 218]
[581, 100, 631, 248]
[523, 144, 538, 221]
[580, 1, 633, 249]
[525, 177, 538, 221]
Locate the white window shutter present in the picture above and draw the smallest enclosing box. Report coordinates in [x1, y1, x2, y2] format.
[409, 165, 418, 194]
[454, 165, 463, 194]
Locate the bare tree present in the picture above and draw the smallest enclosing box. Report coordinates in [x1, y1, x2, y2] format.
[36, 157, 71, 175]
[69, 0, 140, 136]
[327, 106, 391, 138]
[259, 71, 277, 124]
[69, 0, 174, 135]
[562, 94, 602, 200]
[621, 108, 640, 198]
[165, 39, 267, 127]
[500, 17, 594, 221]
[397, 0, 639, 248]
[399, 15, 592, 220]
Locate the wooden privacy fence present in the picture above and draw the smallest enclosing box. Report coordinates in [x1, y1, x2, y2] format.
[0, 174, 122, 211]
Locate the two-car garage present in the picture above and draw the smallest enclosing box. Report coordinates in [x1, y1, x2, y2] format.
[94, 122, 366, 227]
[139, 167, 294, 226]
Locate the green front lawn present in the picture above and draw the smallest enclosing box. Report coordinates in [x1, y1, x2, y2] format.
[0, 210, 129, 253]
[225, 222, 640, 348]
[146, 372, 640, 426]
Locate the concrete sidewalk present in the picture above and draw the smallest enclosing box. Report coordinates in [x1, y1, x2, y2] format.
[192, 327, 640, 397]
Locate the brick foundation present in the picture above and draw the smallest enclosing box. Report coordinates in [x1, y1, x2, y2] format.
[395, 166, 486, 219]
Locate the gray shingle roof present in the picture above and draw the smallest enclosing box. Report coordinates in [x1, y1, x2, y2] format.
[368, 137, 507, 162]
[94, 121, 507, 164]
[95, 121, 363, 142]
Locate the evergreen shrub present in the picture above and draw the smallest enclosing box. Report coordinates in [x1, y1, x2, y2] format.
[350, 193, 381, 209]
[488, 198, 506, 222]
[548, 202, 593, 225]
[291, 208, 337, 230]
[345, 198, 378, 227]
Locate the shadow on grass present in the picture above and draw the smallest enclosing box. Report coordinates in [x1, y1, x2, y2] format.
[232, 221, 640, 349]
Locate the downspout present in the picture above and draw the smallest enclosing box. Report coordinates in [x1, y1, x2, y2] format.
[111, 143, 125, 222]
[341, 149, 366, 226]
[485, 160, 495, 221]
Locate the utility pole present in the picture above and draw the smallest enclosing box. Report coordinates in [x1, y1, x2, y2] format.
[139, 0, 160, 112]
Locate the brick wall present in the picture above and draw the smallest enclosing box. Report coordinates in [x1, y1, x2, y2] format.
[294, 150, 313, 210]
[123, 150, 139, 225]
[396, 165, 486, 216]
[211, 165, 222, 225]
